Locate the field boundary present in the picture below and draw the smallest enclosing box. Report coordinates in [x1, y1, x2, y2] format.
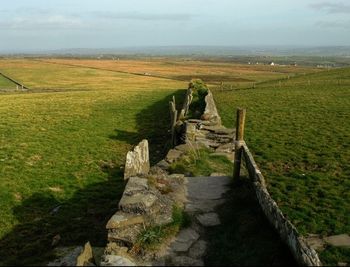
[0, 71, 29, 90]
[233, 109, 322, 266]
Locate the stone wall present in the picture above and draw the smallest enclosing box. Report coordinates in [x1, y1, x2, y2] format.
[242, 143, 322, 266]
[0, 72, 28, 90]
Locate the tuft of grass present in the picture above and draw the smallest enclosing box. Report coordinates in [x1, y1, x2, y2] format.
[187, 79, 208, 119]
[318, 246, 350, 266]
[134, 205, 190, 251]
[169, 148, 233, 177]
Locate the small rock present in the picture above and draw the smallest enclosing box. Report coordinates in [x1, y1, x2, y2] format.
[48, 246, 83, 266]
[324, 234, 350, 247]
[196, 213, 221, 227]
[155, 160, 170, 171]
[76, 242, 94, 266]
[100, 255, 136, 266]
[52, 234, 61, 247]
[188, 240, 207, 259]
[166, 149, 183, 163]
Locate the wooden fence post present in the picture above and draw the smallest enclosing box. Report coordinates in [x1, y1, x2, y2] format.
[169, 98, 178, 147]
[233, 108, 246, 180]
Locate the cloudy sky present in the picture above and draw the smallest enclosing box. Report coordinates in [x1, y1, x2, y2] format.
[0, 0, 349, 51]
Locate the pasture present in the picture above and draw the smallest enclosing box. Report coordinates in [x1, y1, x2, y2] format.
[0, 57, 348, 265]
[0, 59, 187, 265]
[212, 67, 350, 264]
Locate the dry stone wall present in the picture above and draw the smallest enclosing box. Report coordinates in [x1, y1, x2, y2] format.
[242, 143, 322, 266]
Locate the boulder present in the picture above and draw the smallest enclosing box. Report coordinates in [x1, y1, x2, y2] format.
[124, 140, 150, 180]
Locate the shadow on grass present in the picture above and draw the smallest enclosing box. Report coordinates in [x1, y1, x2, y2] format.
[0, 170, 125, 266]
[109, 89, 185, 165]
[205, 177, 297, 266]
[0, 89, 186, 265]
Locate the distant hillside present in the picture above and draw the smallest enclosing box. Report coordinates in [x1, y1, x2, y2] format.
[2, 45, 350, 57]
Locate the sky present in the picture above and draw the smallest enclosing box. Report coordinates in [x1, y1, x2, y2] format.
[0, 0, 349, 51]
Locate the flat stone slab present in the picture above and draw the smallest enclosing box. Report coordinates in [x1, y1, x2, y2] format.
[123, 177, 148, 196]
[196, 213, 221, 227]
[119, 192, 157, 214]
[201, 126, 234, 136]
[186, 176, 231, 201]
[185, 199, 226, 213]
[170, 228, 200, 252]
[106, 212, 144, 229]
[101, 255, 136, 266]
[306, 235, 325, 251]
[188, 240, 207, 259]
[108, 224, 143, 246]
[324, 234, 350, 247]
[215, 143, 234, 153]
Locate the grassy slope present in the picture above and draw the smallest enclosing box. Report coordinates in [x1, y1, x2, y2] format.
[213, 68, 350, 264]
[0, 60, 186, 265]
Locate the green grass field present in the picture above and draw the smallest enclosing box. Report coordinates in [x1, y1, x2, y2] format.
[0, 58, 348, 265]
[0, 60, 187, 265]
[212, 67, 350, 264]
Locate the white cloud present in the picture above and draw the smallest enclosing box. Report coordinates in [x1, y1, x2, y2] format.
[0, 15, 83, 30]
[93, 11, 195, 21]
[316, 20, 350, 29]
[309, 2, 350, 13]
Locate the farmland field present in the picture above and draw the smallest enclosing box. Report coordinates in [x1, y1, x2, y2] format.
[0, 59, 187, 265]
[0, 58, 348, 265]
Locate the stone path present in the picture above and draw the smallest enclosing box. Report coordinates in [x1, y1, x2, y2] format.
[157, 176, 231, 266]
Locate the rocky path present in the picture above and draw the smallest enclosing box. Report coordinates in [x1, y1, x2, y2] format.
[158, 176, 231, 266]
